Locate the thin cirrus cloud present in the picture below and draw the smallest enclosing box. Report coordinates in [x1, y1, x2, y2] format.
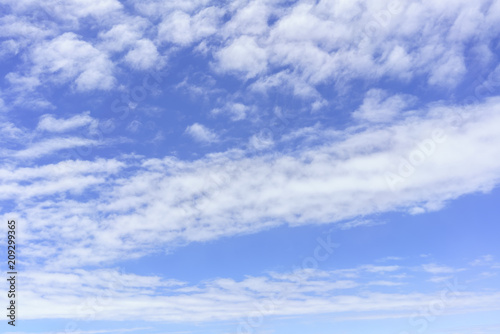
[10, 137, 100, 160]
[37, 112, 95, 132]
[1, 260, 498, 322]
[0, 112, 105, 162]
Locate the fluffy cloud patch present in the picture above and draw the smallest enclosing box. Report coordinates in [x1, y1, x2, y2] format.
[353, 89, 416, 123]
[124, 39, 161, 70]
[215, 36, 268, 78]
[157, 7, 223, 46]
[185, 123, 219, 143]
[9, 32, 116, 91]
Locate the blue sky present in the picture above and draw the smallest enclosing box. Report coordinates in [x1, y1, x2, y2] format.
[1, 0, 500, 333]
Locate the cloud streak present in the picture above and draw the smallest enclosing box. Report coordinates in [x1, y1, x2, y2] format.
[2, 97, 500, 268]
[1, 261, 497, 322]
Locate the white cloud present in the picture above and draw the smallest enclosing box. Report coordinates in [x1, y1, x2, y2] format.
[97, 20, 148, 53]
[353, 89, 416, 123]
[336, 219, 385, 230]
[4, 329, 151, 334]
[469, 255, 496, 267]
[0, 40, 19, 59]
[1, 0, 500, 278]
[37, 112, 95, 133]
[2, 264, 498, 322]
[0, 158, 124, 181]
[0, 159, 124, 206]
[0, 14, 55, 43]
[215, 36, 268, 79]
[124, 39, 161, 70]
[361, 265, 401, 273]
[367, 280, 404, 286]
[3, 97, 500, 267]
[422, 263, 463, 275]
[185, 123, 219, 143]
[376, 256, 404, 263]
[228, 102, 250, 120]
[2, 0, 498, 109]
[11, 137, 100, 159]
[9, 32, 115, 92]
[0, 121, 25, 140]
[35, 0, 123, 26]
[248, 131, 274, 150]
[5, 72, 41, 91]
[212, 102, 251, 121]
[428, 52, 467, 87]
[222, 0, 270, 37]
[428, 275, 454, 283]
[157, 7, 223, 46]
[134, 0, 215, 19]
[210, 0, 500, 103]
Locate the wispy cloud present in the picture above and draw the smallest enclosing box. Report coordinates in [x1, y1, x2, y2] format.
[4, 97, 500, 267]
[185, 123, 219, 143]
[37, 112, 95, 133]
[422, 263, 465, 275]
[4, 262, 497, 323]
[11, 137, 100, 159]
